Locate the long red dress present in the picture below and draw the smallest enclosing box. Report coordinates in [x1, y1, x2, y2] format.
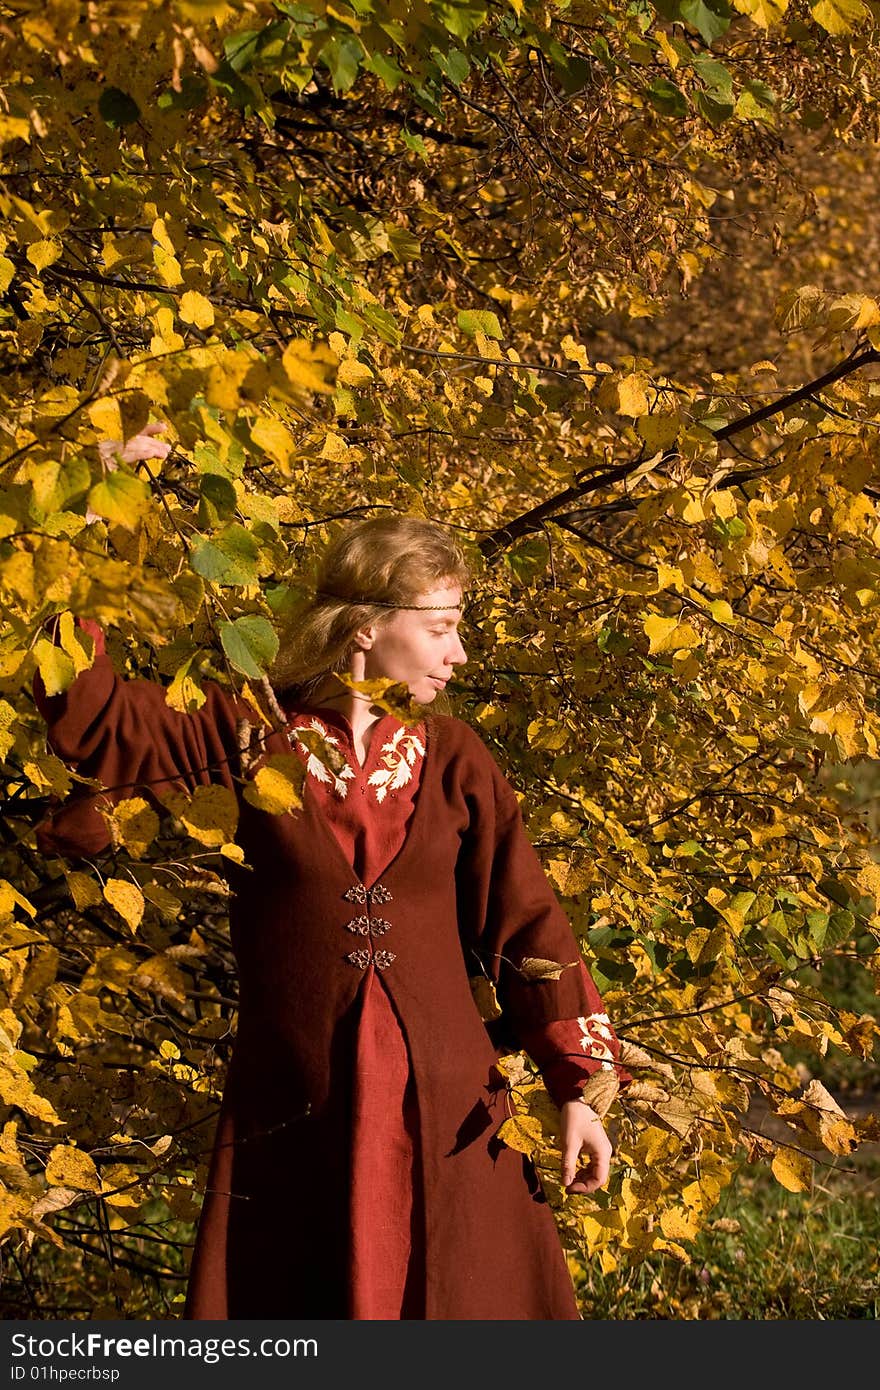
[33, 620, 631, 1320]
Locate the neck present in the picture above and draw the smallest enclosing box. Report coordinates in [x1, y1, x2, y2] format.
[306, 673, 386, 742]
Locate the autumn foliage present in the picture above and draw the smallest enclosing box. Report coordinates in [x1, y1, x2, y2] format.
[1, 0, 880, 1316]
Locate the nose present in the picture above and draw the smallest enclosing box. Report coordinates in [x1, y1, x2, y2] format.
[448, 633, 467, 667]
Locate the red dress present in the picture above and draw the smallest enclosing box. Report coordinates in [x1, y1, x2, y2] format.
[280, 698, 624, 1319]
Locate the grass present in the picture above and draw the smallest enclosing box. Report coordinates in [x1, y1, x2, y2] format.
[572, 1147, 880, 1319]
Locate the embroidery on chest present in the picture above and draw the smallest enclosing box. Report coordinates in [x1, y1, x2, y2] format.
[367, 724, 427, 803]
[290, 718, 356, 798]
[290, 716, 426, 803]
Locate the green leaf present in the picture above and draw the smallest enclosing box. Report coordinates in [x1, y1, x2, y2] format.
[363, 51, 405, 90]
[694, 91, 735, 125]
[457, 309, 503, 340]
[646, 79, 688, 119]
[690, 57, 734, 101]
[198, 474, 238, 529]
[401, 128, 429, 159]
[156, 76, 208, 112]
[825, 909, 857, 949]
[97, 88, 141, 129]
[86, 471, 152, 528]
[189, 524, 260, 587]
[506, 534, 549, 584]
[434, 47, 470, 86]
[679, 0, 733, 44]
[386, 226, 421, 263]
[219, 616, 279, 679]
[359, 301, 402, 346]
[320, 35, 363, 93]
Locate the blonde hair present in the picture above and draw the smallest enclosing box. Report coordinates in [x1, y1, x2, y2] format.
[268, 514, 473, 708]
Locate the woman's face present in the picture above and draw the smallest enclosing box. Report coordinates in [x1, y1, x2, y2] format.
[357, 580, 467, 704]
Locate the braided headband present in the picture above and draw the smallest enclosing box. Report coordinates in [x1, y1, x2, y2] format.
[314, 589, 461, 611]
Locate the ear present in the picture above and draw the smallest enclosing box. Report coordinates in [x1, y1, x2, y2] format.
[352, 622, 377, 652]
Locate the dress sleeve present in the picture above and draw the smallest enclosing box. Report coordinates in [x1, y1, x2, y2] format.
[32, 617, 261, 860]
[454, 724, 631, 1109]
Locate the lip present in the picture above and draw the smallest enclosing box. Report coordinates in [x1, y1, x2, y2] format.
[430, 677, 447, 688]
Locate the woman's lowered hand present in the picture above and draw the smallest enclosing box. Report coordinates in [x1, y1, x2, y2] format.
[559, 1098, 613, 1194]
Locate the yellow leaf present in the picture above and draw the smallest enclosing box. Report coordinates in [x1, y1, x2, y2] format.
[58, 612, 94, 675]
[637, 413, 680, 451]
[497, 1113, 544, 1156]
[86, 471, 152, 528]
[26, 238, 63, 272]
[103, 878, 145, 933]
[709, 490, 737, 522]
[64, 871, 103, 910]
[150, 305, 185, 353]
[810, 0, 867, 31]
[251, 416, 294, 469]
[336, 357, 374, 387]
[469, 975, 501, 1021]
[560, 334, 590, 368]
[166, 657, 207, 713]
[548, 858, 594, 895]
[519, 956, 576, 982]
[0, 1058, 59, 1124]
[178, 290, 215, 329]
[281, 339, 337, 395]
[242, 756, 304, 815]
[131, 954, 188, 1005]
[659, 1206, 701, 1242]
[105, 797, 160, 858]
[23, 754, 71, 797]
[771, 1147, 812, 1192]
[0, 1192, 29, 1239]
[142, 882, 183, 920]
[87, 396, 124, 440]
[732, 0, 788, 24]
[153, 245, 183, 287]
[709, 600, 735, 625]
[33, 638, 75, 696]
[45, 1145, 101, 1192]
[616, 373, 650, 417]
[643, 614, 677, 654]
[0, 881, 37, 920]
[161, 785, 239, 846]
[644, 614, 700, 655]
[580, 1069, 620, 1118]
[151, 217, 176, 257]
[320, 431, 355, 462]
[0, 114, 31, 145]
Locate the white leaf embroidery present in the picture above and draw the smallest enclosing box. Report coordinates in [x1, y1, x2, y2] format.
[366, 726, 426, 804]
[576, 1012, 616, 1064]
[292, 718, 356, 799]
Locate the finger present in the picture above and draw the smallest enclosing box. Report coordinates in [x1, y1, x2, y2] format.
[561, 1135, 582, 1189]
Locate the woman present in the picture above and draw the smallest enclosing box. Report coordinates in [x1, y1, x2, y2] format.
[34, 512, 630, 1321]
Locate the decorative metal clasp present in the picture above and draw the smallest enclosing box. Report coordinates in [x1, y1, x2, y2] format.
[342, 882, 393, 905]
[373, 949, 396, 970]
[345, 948, 372, 970]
